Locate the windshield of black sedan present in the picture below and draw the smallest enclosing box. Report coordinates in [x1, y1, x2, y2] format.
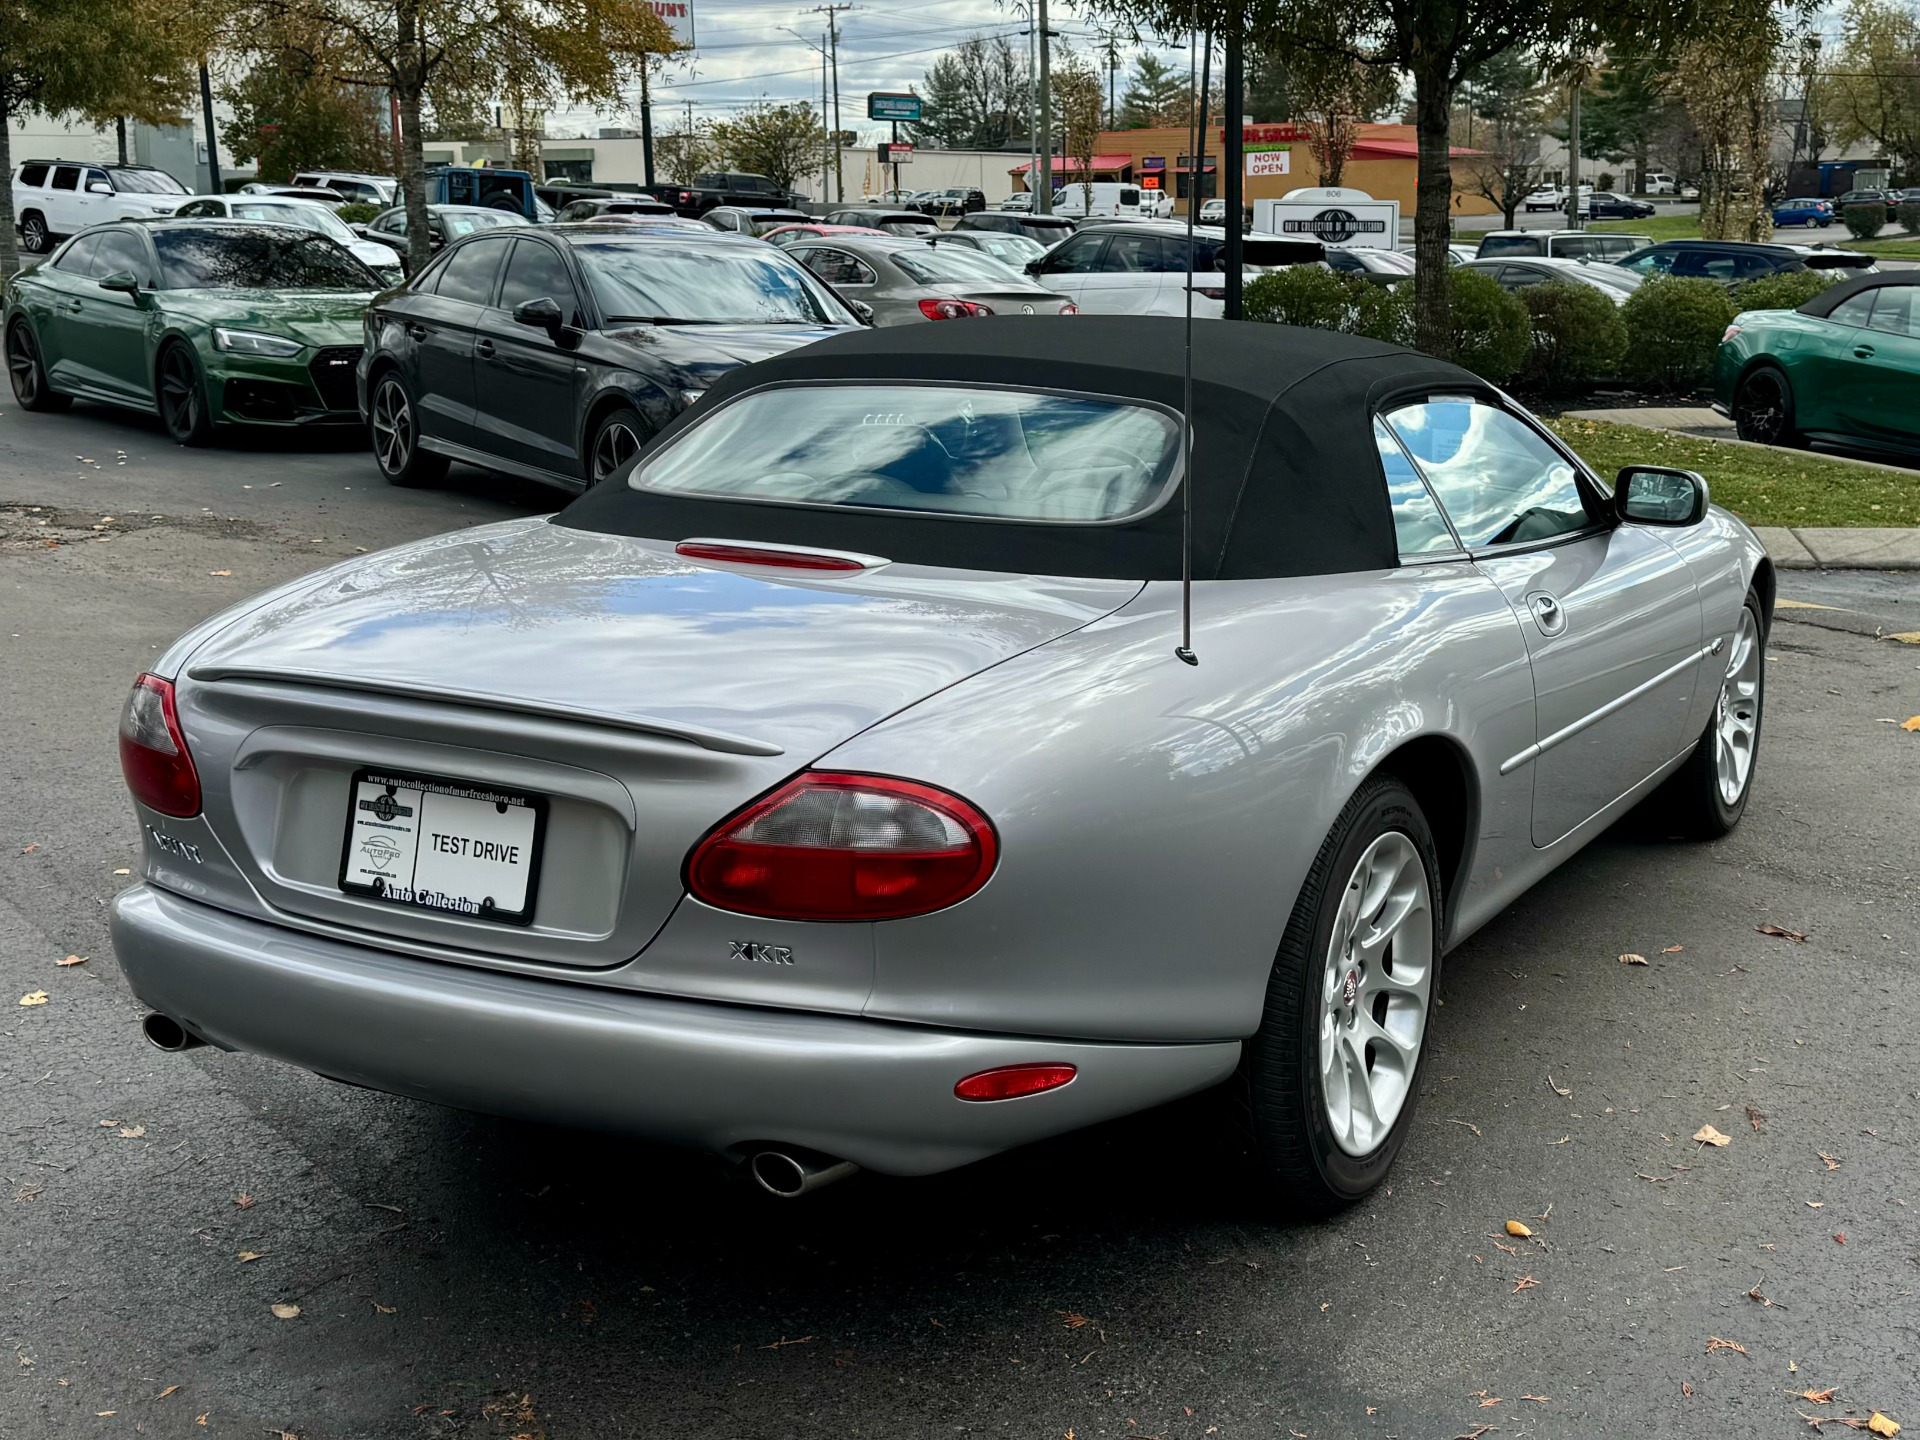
[636, 384, 1181, 522]
[577, 241, 850, 324]
[152, 229, 377, 290]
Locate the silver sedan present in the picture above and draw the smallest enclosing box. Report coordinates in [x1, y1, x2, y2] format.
[784, 235, 1077, 323]
[109, 318, 1768, 1212]
[1462, 255, 1645, 305]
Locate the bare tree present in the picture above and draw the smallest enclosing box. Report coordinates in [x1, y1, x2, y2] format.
[1055, 50, 1105, 211]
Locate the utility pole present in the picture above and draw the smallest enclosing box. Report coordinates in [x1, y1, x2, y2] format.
[1565, 81, 1583, 231]
[1037, 0, 1053, 213]
[1025, 5, 1037, 202]
[640, 62, 655, 187]
[198, 59, 221, 193]
[808, 5, 852, 204]
[1223, 24, 1244, 319]
[1103, 33, 1120, 130]
[786, 26, 833, 202]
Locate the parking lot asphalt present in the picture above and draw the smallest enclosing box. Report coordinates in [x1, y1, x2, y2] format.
[3, 397, 1918, 1440]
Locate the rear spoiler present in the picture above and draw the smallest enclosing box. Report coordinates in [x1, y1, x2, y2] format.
[1805, 252, 1875, 269]
[1237, 236, 1327, 267]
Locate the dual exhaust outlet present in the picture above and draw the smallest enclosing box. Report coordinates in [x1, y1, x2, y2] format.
[141, 1013, 858, 1198]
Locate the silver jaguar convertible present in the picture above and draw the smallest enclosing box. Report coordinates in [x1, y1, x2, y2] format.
[110, 318, 1770, 1212]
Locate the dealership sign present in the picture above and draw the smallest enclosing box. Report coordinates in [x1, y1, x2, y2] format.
[878, 142, 914, 164]
[648, 1, 695, 47]
[868, 92, 923, 122]
[1252, 190, 1400, 250]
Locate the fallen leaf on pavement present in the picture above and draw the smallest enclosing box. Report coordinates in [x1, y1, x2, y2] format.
[113, 868, 130, 876]
[1869, 1413, 1900, 1436]
[1798, 1389, 1838, 1404]
[156, 1385, 179, 1399]
[196, 1413, 209, 1426]
[1748, 1284, 1785, 1309]
[1547, 1075, 1571, 1097]
[371, 1301, 396, 1314]
[1808, 1200, 1825, 1208]
[1479, 1395, 1503, 1407]
[1694, 1125, 1732, 1147]
[1834, 1232, 1847, 1245]
[1819, 1151, 1842, 1171]
[208, 570, 231, 577]
[234, 1193, 256, 1209]
[1619, 952, 1649, 965]
[1061, 1312, 1092, 1329]
[270, 1303, 301, 1320]
[1492, 1238, 1518, 1255]
[21, 844, 38, 854]
[1748, 1106, 1766, 1131]
[1512, 1275, 1538, 1293]
[1683, 1382, 1694, 1397]
[236, 1251, 265, 1263]
[1706, 1337, 1748, 1355]
[1663, 945, 1685, 953]
[1757, 923, 1809, 942]
[18, 990, 48, 1007]
[1901, 717, 1920, 733]
[1521, 1395, 1550, 1403]
[1505, 1220, 1533, 1237]
[117, 1125, 145, 1138]
[56, 954, 86, 967]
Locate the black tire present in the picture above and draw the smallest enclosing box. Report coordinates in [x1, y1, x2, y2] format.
[157, 342, 214, 446]
[19, 211, 51, 255]
[1640, 592, 1766, 840]
[5, 320, 72, 412]
[368, 369, 448, 488]
[585, 404, 647, 487]
[1238, 775, 1444, 1218]
[1732, 365, 1802, 447]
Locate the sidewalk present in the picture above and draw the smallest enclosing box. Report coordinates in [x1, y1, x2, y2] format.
[1565, 405, 1920, 569]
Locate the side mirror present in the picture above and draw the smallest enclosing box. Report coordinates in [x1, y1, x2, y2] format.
[98, 271, 141, 295]
[87, 180, 113, 195]
[1616, 465, 1708, 526]
[513, 296, 565, 331]
[849, 299, 876, 325]
[1024, 259, 1044, 275]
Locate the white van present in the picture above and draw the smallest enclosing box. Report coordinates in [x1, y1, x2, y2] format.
[1641, 173, 1678, 196]
[1050, 182, 1148, 219]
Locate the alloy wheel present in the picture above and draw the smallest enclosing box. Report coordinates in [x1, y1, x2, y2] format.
[20, 214, 48, 254]
[1735, 372, 1787, 444]
[1318, 831, 1434, 1158]
[158, 348, 200, 439]
[372, 378, 413, 474]
[6, 325, 39, 406]
[591, 417, 641, 484]
[1714, 605, 1762, 806]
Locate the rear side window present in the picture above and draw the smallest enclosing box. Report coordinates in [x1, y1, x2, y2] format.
[51, 234, 102, 274]
[1867, 286, 1920, 336]
[52, 166, 80, 191]
[92, 230, 153, 285]
[1476, 235, 1539, 257]
[637, 384, 1183, 523]
[497, 239, 581, 322]
[432, 237, 508, 304]
[1829, 292, 1877, 327]
[1373, 418, 1458, 558]
[17, 164, 48, 187]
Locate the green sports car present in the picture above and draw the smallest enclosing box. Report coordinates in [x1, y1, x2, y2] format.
[1716, 273, 1920, 454]
[3, 219, 382, 446]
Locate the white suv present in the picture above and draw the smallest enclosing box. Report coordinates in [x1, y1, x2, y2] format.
[11, 160, 188, 253]
[291, 171, 398, 206]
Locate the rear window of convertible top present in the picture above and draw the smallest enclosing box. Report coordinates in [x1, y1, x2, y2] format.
[633, 384, 1183, 523]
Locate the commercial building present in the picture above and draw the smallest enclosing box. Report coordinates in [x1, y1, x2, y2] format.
[1012, 123, 1499, 219]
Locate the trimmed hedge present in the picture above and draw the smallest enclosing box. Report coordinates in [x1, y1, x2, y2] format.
[1243, 265, 1411, 345]
[1519, 281, 1627, 391]
[1621, 276, 1736, 390]
[334, 202, 381, 225]
[1899, 200, 1920, 236]
[1445, 265, 1532, 383]
[1732, 269, 1832, 313]
[1841, 203, 1885, 242]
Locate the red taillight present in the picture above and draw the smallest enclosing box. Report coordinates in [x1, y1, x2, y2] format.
[686, 772, 997, 921]
[918, 297, 994, 320]
[1188, 285, 1226, 300]
[955, 1063, 1077, 1101]
[675, 540, 871, 571]
[1059, 302, 1079, 315]
[1722, 323, 1743, 342]
[117, 673, 200, 818]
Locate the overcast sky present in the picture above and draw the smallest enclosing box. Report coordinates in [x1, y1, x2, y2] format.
[551, 0, 1190, 139]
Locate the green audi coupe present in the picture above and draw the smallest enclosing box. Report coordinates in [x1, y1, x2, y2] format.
[3, 219, 382, 446]
[1716, 273, 1920, 455]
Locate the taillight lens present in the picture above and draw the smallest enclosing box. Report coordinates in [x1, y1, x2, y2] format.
[1722, 323, 1743, 342]
[686, 772, 997, 921]
[918, 298, 994, 320]
[955, 1063, 1078, 1102]
[1059, 302, 1079, 315]
[118, 673, 201, 817]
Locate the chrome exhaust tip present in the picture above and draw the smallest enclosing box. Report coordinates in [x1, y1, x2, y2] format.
[746, 1147, 860, 1198]
[141, 1012, 204, 1053]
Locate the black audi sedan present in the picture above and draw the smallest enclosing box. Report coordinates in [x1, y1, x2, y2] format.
[355, 224, 864, 491]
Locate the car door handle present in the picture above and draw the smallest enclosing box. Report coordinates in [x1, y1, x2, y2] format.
[475, 339, 495, 359]
[404, 322, 428, 341]
[1854, 344, 1876, 358]
[66, 301, 84, 313]
[1526, 591, 1567, 635]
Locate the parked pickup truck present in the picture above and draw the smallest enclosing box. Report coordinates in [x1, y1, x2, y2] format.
[644, 171, 806, 217]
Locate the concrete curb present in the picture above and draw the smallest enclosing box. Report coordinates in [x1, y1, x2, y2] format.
[1564, 407, 1920, 569]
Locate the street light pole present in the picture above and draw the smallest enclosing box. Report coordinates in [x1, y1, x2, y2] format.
[1037, 0, 1052, 213]
[199, 60, 222, 193]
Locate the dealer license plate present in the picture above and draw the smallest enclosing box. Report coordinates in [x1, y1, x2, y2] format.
[339, 769, 547, 926]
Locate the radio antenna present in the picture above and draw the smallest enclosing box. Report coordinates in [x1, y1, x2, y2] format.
[1175, 8, 1206, 667]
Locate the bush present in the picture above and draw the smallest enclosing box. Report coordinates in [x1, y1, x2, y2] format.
[1841, 202, 1885, 241]
[1598, 171, 1616, 190]
[1444, 265, 1532, 382]
[1243, 265, 1411, 345]
[1899, 200, 1920, 236]
[1732, 269, 1833, 313]
[1620, 275, 1736, 391]
[1518, 281, 1627, 391]
[334, 201, 380, 225]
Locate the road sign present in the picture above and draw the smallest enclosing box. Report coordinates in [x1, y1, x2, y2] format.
[868, 92, 922, 122]
[879, 142, 914, 164]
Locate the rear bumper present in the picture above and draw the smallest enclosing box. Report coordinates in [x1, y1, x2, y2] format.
[110, 886, 1240, 1176]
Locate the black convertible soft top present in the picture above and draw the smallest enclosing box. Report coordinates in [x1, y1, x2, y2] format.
[557, 316, 1484, 580]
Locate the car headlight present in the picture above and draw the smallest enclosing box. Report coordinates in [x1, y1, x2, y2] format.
[212, 328, 304, 358]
